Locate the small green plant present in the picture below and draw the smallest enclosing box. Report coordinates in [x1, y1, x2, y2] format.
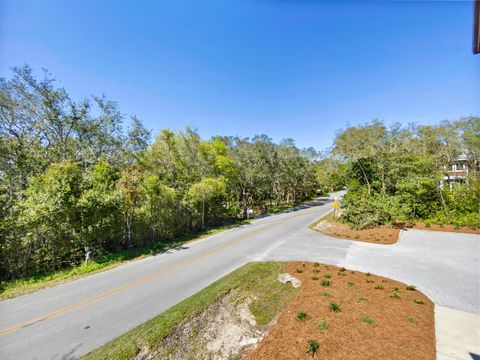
[374, 284, 384, 290]
[307, 339, 319, 357]
[317, 320, 328, 330]
[320, 292, 332, 297]
[366, 272, 371, 276]
[295, 268, 303, 273]
[413, 299, 425, 304]
[347, 281, 354, 287]
[313, 262, 320, 267]
[339, 267, 346, 272]
[329, 301, 341, 312]
[313, 269, 320, 274]
[321, 279, 331, 287]
[424, 220, 432, 228]
[390, 290, 401, 298]
[406, 315, 416, 324]
[323, 273, 332, 278]
[357, 296, 368, 302]
[296, 311, 307, 321]
[311, 275, 319, 280]
[406, 285, 416, 291]
[362, 316, 374, 325]
[337, 272, 346, 276]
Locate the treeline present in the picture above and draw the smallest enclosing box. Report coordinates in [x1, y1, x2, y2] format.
[317, 119, 480, 229]
[0, 66, 318, 280]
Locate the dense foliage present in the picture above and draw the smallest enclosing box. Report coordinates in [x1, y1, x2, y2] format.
[319, 119, 480, 229]
[0, 66, 318, 280]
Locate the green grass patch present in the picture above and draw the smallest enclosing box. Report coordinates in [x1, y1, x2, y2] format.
[81, 262, 298, 360]
[308, 210, 335, 231]
[0, 219, 253, 300]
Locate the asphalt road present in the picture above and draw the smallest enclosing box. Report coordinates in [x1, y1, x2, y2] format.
[1, 192, 478, 359]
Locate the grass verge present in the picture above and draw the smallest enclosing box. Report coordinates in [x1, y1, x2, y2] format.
[0, 219, 253, 301]
[81, 262, 298, 360]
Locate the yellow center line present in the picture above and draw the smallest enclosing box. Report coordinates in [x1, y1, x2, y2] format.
[0, 211, 310, 337]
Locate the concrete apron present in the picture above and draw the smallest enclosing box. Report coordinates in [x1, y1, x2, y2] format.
[435, 305, 480, 359]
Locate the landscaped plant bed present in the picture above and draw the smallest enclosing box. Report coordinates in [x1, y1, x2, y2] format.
[411, 222, 480, 235]
[244, 262, 435, 360]
[311, 213, 400, 244]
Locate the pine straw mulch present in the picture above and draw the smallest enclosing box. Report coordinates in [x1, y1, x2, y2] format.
[244, 262, 435, 360]
[411, 222, 480, 235]
[314, 219, 400, 244]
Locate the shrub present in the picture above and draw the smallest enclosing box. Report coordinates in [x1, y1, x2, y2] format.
[296, 311, 307, 321]
[357, 296, 368, 302]
[321, 280, 331, 287]
[413, 299, 424, 305]
[339, 267, 346, 272]
[341, 192, 409, 229]
[323, 273, 332, 278]
[313, 262, 320, 267]
[362, 316, 374, 325]
[313, 269, 320, 274]
[374, 284, 383, 290]
[347, 281, 354, 287]
[295, 268, 303, 273]
[365, 272, 371, 276]
[406, 315, 416, 324]
[406, 285, 416, 291]
[390, 290, 401, 298]
[320, 292, 332, 297]
[311, 276, 319, 280]
[307, 340, 319, 357]
[317, 320, 328, 330]
[329, 302, 341, 312]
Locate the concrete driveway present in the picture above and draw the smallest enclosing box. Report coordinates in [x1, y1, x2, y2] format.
[260, 226, 480, 314]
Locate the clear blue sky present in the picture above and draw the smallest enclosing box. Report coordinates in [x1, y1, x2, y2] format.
[1, 0, 478, 150]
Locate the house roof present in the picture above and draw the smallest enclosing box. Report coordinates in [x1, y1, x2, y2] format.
[474, 0, 480, 54]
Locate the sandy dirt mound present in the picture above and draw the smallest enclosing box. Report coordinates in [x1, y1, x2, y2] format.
[136, 292, 268, 360]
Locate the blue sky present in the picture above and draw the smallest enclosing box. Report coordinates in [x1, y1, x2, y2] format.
[1, 0, 478, 150]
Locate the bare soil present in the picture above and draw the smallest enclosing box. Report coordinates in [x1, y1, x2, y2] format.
[314, 219, 400, 244]
[245, 262, 435, 360]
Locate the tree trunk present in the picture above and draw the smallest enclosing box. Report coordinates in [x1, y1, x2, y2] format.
[357, 160, 371, 194]
[201, 199, 205, 230]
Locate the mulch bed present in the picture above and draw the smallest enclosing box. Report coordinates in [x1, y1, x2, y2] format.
[314, 219, 400, 244]
[411, 222, 480, 235]
[244, 262, 435, 360]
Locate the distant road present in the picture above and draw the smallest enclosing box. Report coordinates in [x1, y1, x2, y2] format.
[0, 194, 339, 360]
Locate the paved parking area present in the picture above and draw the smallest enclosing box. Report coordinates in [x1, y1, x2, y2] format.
[261, 227, 480, 314]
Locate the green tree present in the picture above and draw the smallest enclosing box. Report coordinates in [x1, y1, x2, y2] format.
[188, 177, 226, 229]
